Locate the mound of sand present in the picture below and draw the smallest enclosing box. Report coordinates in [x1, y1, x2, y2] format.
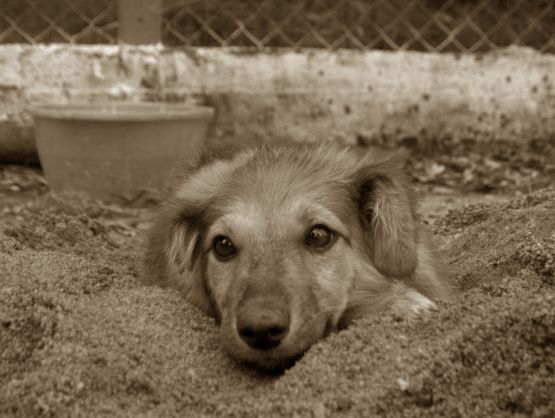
[1, 189, 553, 417]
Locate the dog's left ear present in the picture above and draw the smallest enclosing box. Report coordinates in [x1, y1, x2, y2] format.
[354, 150, 417, 278]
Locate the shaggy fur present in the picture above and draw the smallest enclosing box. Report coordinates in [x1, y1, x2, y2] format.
[143, 143, 449, 369]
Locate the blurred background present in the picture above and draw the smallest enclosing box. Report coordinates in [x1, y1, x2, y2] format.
[0, 0, 553, 52]
[0, 0, 553, 199]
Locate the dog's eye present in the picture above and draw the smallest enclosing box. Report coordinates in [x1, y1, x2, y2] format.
[305, 225, 335, 250]
[213, 236, 237, 260]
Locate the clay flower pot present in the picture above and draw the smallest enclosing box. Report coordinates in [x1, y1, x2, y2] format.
[30, 102, 214, 201]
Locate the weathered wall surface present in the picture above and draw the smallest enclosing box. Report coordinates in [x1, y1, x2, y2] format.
[0, 44, 554, 162]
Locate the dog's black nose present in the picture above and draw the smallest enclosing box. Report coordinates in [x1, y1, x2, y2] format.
[236, 306, 289, 351]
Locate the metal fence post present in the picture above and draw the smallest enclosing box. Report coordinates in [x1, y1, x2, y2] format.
[118, 0, 161, 44]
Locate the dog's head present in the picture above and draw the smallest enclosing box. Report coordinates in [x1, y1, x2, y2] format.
[145, 144, 421, 369]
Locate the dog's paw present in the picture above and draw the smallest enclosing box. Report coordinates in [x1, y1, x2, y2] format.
[391, 288, 438, 319]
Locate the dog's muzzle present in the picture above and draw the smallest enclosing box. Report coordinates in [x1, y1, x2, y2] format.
[235, 296, 290, 351]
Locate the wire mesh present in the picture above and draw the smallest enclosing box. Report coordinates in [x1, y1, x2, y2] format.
[162, 0, 555, 53]
[1, 0, 554, 53]
[0, 0, 117, 44]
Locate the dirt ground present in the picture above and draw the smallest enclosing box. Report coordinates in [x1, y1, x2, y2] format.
[0, 152, 554, 417]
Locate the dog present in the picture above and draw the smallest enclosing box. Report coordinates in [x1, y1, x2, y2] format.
[143, 142, 448, 369]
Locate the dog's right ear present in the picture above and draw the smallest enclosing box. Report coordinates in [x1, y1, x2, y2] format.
[143, 194, 215, 315]
[143, 147, 253, 317]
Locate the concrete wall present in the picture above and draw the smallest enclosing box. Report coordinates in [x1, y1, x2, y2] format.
[1, 44, 554, 163]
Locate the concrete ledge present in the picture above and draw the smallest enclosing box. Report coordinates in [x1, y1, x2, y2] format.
[1, 44, 554, 162]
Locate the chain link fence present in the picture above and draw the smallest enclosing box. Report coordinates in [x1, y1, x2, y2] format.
[0, 0, 117, 44]
[1, 0, 554, 53]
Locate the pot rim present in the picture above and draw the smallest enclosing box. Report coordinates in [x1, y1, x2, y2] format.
[29, 102, 214, 121]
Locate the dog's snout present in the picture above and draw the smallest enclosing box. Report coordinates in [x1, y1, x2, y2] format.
[236, 300, 290, 351]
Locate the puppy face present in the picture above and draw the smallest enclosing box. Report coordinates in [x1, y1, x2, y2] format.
[204, 190, 362, 368]
[144, 144, 445, 369]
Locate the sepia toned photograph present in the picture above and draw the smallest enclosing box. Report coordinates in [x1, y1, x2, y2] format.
[0, 0, 553, 417]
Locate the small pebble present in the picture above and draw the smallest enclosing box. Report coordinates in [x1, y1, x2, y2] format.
[397, 377, 410, 392]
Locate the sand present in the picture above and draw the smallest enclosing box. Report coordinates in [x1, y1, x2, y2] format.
[0, 180, 553, 417]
